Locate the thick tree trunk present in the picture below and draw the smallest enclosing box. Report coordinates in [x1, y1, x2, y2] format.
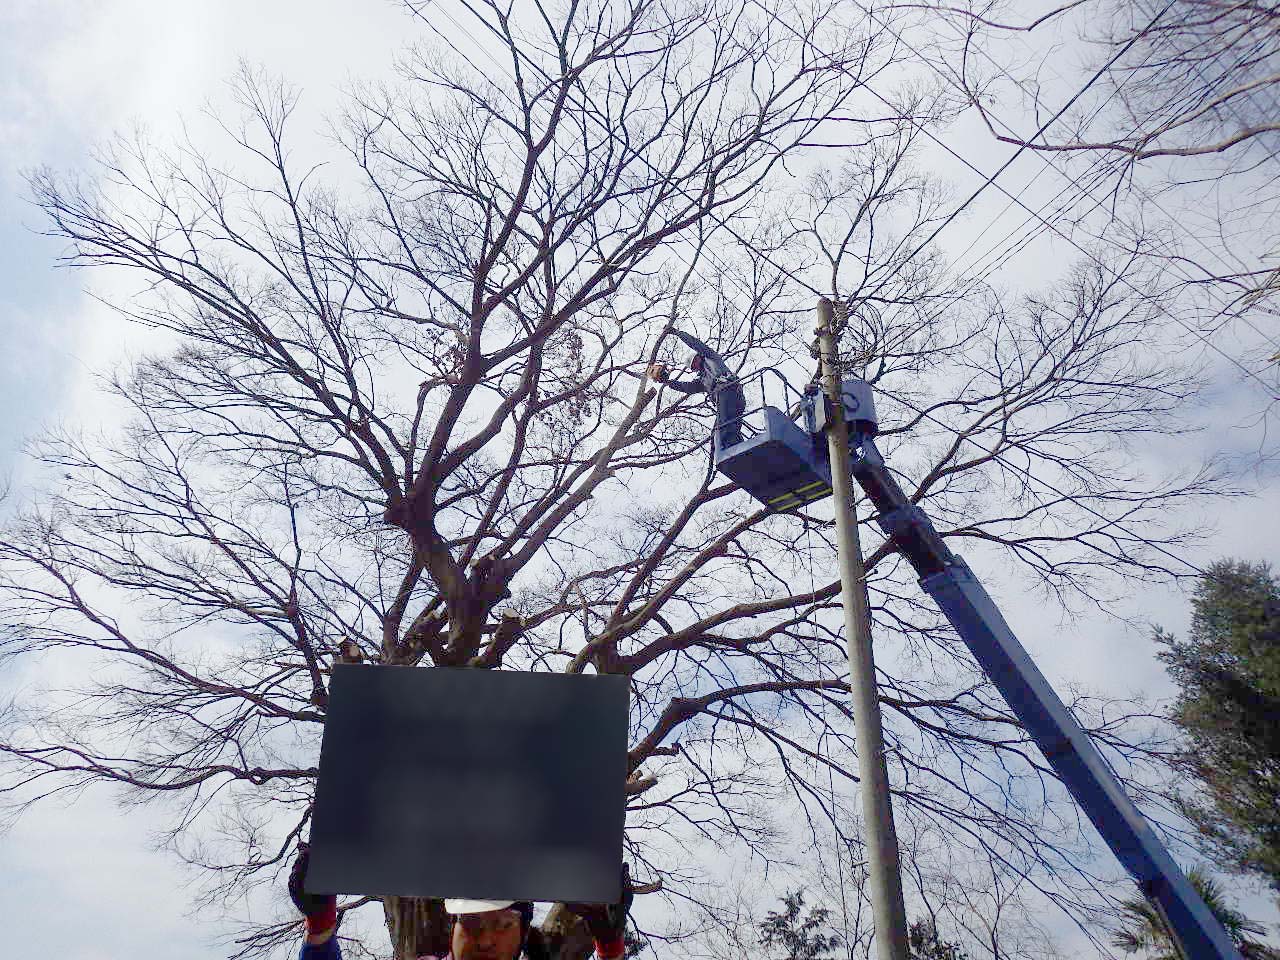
[383, 896, 451, 960]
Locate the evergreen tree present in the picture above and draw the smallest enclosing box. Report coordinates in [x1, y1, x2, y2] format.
[1156, 560, 1280, 894]
[757, 892, 843, 960]
[1111, 866, 1276, 959]
[756, 891, 971, 960]
[907, 918, 969, 960]
[623, 925, 649, 958]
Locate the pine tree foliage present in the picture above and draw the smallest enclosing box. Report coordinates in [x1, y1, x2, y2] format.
[755, 890, 970, 960]
[623, 925, 649, 959]
[907, 918, 969, 960]
[758, 891, 843, 960]
[1111, 866, 1276, 960]
[1156, 560, 1280, 894]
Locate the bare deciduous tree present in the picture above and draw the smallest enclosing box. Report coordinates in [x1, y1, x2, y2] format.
[949, 0, 1280, 163]
[0, 2, 1229, 958]
[934, 0, 1280, 400]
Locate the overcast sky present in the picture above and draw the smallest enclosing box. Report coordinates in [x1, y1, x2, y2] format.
[2, 2, 1278, 958]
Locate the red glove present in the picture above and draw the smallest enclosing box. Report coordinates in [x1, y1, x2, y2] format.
[566, 863, 633, 959]
[288, 843, 338, 935]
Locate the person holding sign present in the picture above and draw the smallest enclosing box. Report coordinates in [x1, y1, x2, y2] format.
[289, 844, 634, 960]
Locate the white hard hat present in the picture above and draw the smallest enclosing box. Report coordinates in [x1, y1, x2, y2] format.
[444, 898, 517, 915]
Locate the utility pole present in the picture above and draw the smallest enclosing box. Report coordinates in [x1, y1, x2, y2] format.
[815, 297, 910, 960]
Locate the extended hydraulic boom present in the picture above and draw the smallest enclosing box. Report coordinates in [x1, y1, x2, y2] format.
[844, 417, 1240, 960]
[710, 371, 1244, 960]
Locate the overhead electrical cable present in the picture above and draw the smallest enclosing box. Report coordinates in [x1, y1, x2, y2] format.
[844, 0, 1181, 298]
[917, 0, 1280, 364]
[746, 0, 1280, 402]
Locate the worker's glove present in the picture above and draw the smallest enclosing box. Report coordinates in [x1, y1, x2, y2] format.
[288, 843, 339, 936]
[565, 863, 633, 958]
[646, 363, 669, 382]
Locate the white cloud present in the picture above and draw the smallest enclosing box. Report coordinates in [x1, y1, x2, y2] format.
[1, 787, 214, 960]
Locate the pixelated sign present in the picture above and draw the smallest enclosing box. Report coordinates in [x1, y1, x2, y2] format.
[307, 665, 629, 904]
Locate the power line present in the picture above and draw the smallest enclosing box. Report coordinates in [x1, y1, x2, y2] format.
[853, 76, 1157, 350]
[885, 3, 1172, 307]
[847, 0, 1180, 298]
[788, 27, 1174, 376]
[527, 0, 1209, 406]
[744, 7, 1277, 385]
[852, 1, 1280, 377]
[913, 111, 1280, 400]
[418, 0, 1279, 398]
[749, 1, 1280, 403]
[690, 16, 1227, 579]
[921, 0, 1280, 364]
[416, 0, 1129, 362]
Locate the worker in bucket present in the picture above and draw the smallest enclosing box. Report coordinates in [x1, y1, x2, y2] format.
[288, 843, 634, 960]
[647, 329, 746, 452]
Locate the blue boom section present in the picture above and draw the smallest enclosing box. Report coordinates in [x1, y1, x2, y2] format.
[842, 429, 1243, 960]
[922, 560, 1242, 960]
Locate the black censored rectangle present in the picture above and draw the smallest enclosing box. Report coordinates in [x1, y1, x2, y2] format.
[307, 665, 629, 904]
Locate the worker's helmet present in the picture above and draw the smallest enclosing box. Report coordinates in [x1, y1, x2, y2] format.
[445, 898, 518, 914]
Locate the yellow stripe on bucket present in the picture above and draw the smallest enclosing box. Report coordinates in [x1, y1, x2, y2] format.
[767, 487, 831, 512]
